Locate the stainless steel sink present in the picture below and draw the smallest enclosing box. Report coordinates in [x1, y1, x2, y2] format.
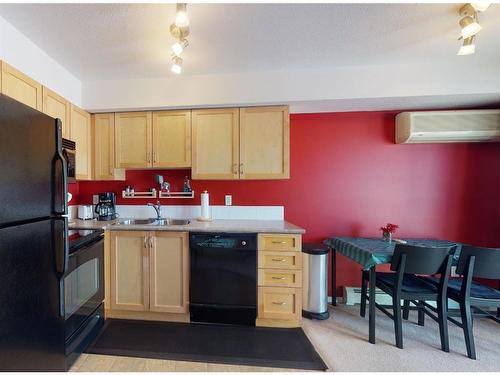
[117, 218, 156, 225]
[154, 219, 190, 226]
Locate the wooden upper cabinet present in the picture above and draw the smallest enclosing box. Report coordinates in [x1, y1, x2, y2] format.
[152, 111, 191, 168]
[71, 104, 92, 180]
[93, 113, 125, 181]
[42, 86, 71, 139]
[1, 61, 42, 110]
[240, 106, 290, 179]
[149, 232, 189, 313]
[191, 108, 240, 180]
[115, 112, 152, 168]
[110, 231, 150, 311]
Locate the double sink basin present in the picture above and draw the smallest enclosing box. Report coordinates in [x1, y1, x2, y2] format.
[116, 218, 190, 226]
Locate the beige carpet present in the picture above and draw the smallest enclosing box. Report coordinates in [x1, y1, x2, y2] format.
[302, 304, 500, 372]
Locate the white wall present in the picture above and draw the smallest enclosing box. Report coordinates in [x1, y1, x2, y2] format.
[82, 61, 500, 113]
[0, 15, 82, 106]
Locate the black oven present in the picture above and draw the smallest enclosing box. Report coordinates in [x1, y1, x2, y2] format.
[64, 229, 104, 367]
[62, 138, 76, 183]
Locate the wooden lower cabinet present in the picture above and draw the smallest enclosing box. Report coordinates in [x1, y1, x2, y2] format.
[256, 233, 303, 328]
[107, 230, 189, 320]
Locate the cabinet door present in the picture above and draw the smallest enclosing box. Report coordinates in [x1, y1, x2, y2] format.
[42, 86, 71, 139]
[115, 112, 152, 168]
[152, 111, 191, 168]
[192, 108, 240, 180]
[149, 232, 189, 313]
[110, 231, 150, 311]
[71, 104, 92, 180]
[93, 113, 125, 181]
[240, 106, 290, 179]
[1, 61, 42, 110]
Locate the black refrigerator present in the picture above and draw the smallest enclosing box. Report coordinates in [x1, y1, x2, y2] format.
[0, 94, 68, 371]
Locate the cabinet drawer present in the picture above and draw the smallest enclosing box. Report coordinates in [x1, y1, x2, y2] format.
[258, 269, 302, 288]
[258, 234, 301, 252]
[258, 287, 300, 321]
[258, 251, 302, 270]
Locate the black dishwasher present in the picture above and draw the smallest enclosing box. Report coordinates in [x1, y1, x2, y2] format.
[190, 232, 257, 326]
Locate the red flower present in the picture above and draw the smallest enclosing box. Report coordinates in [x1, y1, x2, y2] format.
[380, 223, 399, 234]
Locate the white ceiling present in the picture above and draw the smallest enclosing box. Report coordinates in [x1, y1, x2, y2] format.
[1, 3, 499, 81]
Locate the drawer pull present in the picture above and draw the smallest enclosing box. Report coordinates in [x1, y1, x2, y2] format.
[272, 301, 286, 305]
[271, 258, 286, 262]
[271, 276, 286, 280]
[271, 240, 287, 244]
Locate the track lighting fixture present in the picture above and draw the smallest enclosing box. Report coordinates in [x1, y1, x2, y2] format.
[457, 36, 476, 55]
[457, 3, 492, 56]
[171, 56, 183, 74]
[169, 4, 190, 73]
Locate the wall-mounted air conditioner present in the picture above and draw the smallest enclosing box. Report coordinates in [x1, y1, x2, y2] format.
[395, 109, 500, 144]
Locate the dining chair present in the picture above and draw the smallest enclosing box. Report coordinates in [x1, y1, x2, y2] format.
[420, 245, 500, 360]
[360, 244, 455, 350]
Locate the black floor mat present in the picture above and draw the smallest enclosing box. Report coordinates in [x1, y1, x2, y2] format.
[86, 319, 327, 371]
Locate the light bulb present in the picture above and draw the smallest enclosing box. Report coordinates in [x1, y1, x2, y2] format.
[471, 2, 491, 12]
[171, 39, 188, 56]
[459, 16, 482, 38]
[458, 36, 476, 56]
[171, 56, 183, 74]
[175, 4, 189, 28]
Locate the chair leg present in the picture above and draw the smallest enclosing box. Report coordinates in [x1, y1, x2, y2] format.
[402, 300, 410, 320]
[393, 295, 403, 349]
[437, 297, 449, 352]
[418, 300, 425, 326]
[360, 271, 367, 318]
[460, 301, 476, 360]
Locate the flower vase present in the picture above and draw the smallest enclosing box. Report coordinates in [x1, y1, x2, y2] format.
[383, 232, 392, 243]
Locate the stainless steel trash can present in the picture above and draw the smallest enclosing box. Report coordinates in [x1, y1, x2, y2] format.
[302, 243, 330, 320]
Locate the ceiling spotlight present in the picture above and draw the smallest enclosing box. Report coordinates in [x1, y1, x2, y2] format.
[171, 39, 189, 57]
[171, 56, 183, 74]
[459, 15, 482, 38]
[175, 3, 189, 28]
[470, 2, 491, 12]
[458, 36, 476, 55]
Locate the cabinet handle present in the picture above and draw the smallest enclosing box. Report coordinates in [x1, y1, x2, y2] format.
[271, 258, 286, 262]
[272, 240, 287, 244]
[143, 237, 148, 248]
[272, 276, 286, 280]
[232, 163, 238, 174]
[239, 163, 243, 175]
[272, 301, 286, 305]
[149, 236, 154, 249]
[153, 151, 156, 163]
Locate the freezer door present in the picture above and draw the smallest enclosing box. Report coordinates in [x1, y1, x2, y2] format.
[0, 94, 66, 226]
[0, 218, 67, 371]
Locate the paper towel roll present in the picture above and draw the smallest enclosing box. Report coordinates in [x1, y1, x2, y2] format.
[200, 191, 210, 218]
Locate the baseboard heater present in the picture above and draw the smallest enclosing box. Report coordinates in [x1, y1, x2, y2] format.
[343, 287, 459, 308]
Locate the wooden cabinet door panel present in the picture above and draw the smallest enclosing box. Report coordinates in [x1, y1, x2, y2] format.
[240, 106, 289, 179]
[115, 112, 152, 168]
[42, 87, 71, 139]
[192, 108, 240, 180]
[1, 61, 42, 110]
[94, 113, 115, 180]
[110, 231, 149, 311]
[149, 232, 189, 313]
[71, 105, 92, 180]
[153, 111, 191, 168]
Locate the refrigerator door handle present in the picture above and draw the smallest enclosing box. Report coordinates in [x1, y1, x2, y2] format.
[52, 119, 68, 215]
[54, 218, 68, 275]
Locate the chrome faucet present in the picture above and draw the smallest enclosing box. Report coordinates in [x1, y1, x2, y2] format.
[147, 200, 163, 220]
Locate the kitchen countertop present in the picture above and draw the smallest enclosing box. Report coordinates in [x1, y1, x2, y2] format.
[69, 218, 306, 234]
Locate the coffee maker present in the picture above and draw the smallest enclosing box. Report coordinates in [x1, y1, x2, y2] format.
[94, 192, 117, 221]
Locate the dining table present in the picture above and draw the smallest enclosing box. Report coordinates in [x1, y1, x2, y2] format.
[324, 236, 462, 344]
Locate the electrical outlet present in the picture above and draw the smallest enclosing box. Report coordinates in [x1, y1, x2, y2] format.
[92, 195, 99, 205]
[225, 195, 232, 206]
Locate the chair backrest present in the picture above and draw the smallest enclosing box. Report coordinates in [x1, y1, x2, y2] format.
[456, 245, 500, 279]
[390, 244, 456, 275]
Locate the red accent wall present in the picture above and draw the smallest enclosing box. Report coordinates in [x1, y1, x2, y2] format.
[74, 111, 500, 295]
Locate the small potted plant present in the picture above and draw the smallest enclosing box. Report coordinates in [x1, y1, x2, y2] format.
[380, 223, 399, 243]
